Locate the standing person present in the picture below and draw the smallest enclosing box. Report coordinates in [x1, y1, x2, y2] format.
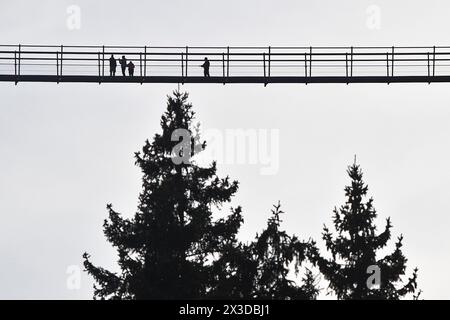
[109, 55, 117, 76]
[119, 56, 127, 76]
[127, 61, 135, 77]
[201, 57, 210, 77]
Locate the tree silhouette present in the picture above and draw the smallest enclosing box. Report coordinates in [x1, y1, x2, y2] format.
[309, 163, 419, 299]
[210, 203, 319, 299]
[83, 92, 243, 299]
[83, 91, 421, 300]
[250, 203, 319, 299]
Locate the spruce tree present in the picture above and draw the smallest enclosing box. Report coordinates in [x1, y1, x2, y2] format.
[83, 92, 243, 299]
[309, 163, 419, 299]
[210, 203, 319, 299]
[250, 203, 319, 299]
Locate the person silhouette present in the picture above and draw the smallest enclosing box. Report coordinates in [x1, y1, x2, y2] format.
[109, 55, 117, 76]
[127, 61, 135, 77]
[201, 57, 210, 77]
[119, 56, 127, 76]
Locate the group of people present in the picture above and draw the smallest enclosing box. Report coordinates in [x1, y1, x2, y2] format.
[109, 55, 135, 77]
[108, 55, 211, 77]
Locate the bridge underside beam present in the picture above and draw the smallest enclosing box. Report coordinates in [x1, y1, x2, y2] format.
[0, 75, 449, 84]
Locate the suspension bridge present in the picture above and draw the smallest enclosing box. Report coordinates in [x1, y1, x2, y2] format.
[1, 44, 449, 85]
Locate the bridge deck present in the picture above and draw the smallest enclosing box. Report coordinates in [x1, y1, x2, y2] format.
[1, 75, 449, 84]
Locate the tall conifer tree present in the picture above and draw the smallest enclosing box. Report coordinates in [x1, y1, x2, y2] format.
[210, 203, 319, 299]
[83, 92, 243, 299]
[309, 163, 419, 299]
[250, 203, 319, 299]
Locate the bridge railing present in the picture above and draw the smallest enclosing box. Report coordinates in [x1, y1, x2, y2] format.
[1, 45, 450, 79]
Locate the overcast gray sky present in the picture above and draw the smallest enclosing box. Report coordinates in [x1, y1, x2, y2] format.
[1, 0, 449, 299]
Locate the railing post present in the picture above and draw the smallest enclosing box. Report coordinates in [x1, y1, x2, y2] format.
[185, 46, 189, 77]
[386, 52, 390, 84]
[433, 46, 436, 77]
[350, 46, 353, 77]
[268, 46, 271, 79]
[427, 52, 431, 83]
[227, 46, 230, 77]
[14, 51, 17, 76]
[345, 52, 348, 84]
[144, 46, 147, 77]
[98, 52, 101, 84]
[391, 46, 394, 77]
[14, 50, 18, 85]
[304, 52, 307, 80]
[140, 52, 143, 84]
[222, 52, 225, 84]
[309, 46, 312, 77]
[18, 44, 21, 79]
[181, 52, 184, 84]
[15, 44, 22, 85]
[102, 45, 105, 78]
[56, 51, 59, 82]
[60, 45, 64, 77]
[263, 52, 266, 79]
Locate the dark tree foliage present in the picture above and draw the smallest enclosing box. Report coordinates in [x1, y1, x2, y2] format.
[249, 203, 319, 300]
[309, 163, 419, 300]
[210, 203, 319, 300]
[83, 91, 243, 299]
